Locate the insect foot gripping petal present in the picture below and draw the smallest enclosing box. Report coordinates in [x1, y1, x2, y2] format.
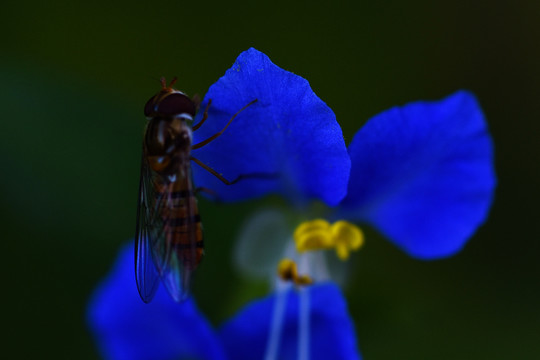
[294, 219, 364, 261]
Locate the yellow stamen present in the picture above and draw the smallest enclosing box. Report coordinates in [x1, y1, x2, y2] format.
[294, 219, 333, 252]
[293, 219, 364, 261]
[330, 220, 364, 260]
[277, 258, 313, 286]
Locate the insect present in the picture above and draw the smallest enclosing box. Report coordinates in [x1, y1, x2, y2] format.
[135, 77, 256, 303]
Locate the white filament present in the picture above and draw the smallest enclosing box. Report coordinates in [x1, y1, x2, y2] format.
[297, 254, 311, 360]
[264, 280, 290, 360]
[298, 286, 311, 360]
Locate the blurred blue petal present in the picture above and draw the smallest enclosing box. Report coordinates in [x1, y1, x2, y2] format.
[87, 244, 226, 360]
[219, 283, 361, 360]
[340, 91, 496, 259]
[192, 48, 350, 206]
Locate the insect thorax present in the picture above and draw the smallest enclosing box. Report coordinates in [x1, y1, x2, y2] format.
[144, 116, 193, 175]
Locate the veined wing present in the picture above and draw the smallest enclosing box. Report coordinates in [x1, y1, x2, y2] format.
[136, 151, 202, 302]
[135, 153, 160, 303]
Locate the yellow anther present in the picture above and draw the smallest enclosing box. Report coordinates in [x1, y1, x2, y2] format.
[293, 219, 364, 261]
[277, 258, 313, 286]
[330, 220, 364, 260]
[294, 219, 333, 252]
[294, 219, 331, 236]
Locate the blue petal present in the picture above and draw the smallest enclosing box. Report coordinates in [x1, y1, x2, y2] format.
[219, 283, 361, 360]
[340, 91, 496, 259]
[191, 48, 350, 206]
[87, 243, 226, 360]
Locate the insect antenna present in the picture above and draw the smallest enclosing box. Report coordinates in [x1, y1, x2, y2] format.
[159, 76, 178, 90]
[168, 77, 178, 88]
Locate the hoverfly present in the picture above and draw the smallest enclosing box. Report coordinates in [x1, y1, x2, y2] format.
[135, 77, 256, 303]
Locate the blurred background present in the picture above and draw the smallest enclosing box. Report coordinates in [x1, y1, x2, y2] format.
[2, 0, 539, 358]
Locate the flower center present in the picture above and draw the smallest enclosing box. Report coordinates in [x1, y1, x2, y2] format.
[275, 219, 364, 286]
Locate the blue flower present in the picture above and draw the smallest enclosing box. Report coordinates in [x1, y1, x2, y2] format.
[191, 48, 350, 206]
[88, 244, 227, 360]
[88, 48, 496, 360]
[193, 48, 495, 259]
[88, 245, 360, 360]
[338, 91, 495, 258]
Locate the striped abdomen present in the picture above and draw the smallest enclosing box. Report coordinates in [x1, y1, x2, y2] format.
[154, 172, 204, 271]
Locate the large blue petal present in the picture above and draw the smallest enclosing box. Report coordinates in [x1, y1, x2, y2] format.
[87, 244, 226, 360]
[219, 283, 361, 360]
[339, 91, 496, 259]
[191, 48, 350, 206]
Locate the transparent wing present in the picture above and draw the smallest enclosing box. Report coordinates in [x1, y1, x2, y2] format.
[136, 150, 201, 303]
[135, 154, 160, 303]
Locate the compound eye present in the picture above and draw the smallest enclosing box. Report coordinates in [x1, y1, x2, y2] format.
[143, 95, 157, 117]
[157, 93, 196, 117]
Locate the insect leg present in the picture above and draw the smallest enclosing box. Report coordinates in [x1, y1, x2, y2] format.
[191, 94, 202, 111]
[190, 156, 278, 185]
[192, 99, 212, 131]
[191, 99, 258, 150]
[190, 156, 235, 184]
[195, 186, 217, 196]
[194, 186, 223, 202]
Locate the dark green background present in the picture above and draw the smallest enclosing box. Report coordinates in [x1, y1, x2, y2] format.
[2, 1, 539, 359]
